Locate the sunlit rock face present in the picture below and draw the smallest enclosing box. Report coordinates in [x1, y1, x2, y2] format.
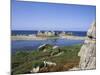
[78, 21, 96, 70]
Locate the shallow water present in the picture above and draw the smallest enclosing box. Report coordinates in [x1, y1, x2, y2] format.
[11, 39, 84, 53]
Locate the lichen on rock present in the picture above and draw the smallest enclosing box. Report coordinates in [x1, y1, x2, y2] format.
[78, 21, 96, 70]
[70, 21, 96, 71]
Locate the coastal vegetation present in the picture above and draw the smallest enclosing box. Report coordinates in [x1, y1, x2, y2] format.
[11, 44, 82, 75]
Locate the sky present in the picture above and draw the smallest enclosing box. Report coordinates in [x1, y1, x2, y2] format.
[11, 0, 96, 31]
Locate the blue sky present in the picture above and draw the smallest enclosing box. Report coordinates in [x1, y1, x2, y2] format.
[11, 0, 96, 31]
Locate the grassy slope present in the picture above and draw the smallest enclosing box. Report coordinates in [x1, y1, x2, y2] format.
[11, 44, 82, 74]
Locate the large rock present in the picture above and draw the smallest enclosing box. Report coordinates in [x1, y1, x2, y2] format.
[78, 21, 96, 70]
[30, 66, 40, 73]
[38, 44, 52, 51]
[30, 61, 56, 73]
[70, 21, 96, 71]
[87, 21, 96, 39]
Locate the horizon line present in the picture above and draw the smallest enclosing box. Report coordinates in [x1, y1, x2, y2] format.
[11, 30, 87, 32]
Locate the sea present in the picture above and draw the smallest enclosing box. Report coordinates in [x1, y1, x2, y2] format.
[11, 30, 87, 36]
[11, 30, 86, 53]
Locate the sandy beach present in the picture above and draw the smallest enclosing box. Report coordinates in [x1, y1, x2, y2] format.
[11, 35, 87, 40]
[60, 35, 87, 40]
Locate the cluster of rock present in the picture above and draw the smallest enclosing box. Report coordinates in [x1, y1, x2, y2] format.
[30, 61, 56, 73]
[37, 31, 55, 36]
[30, 44, 63, 73]
[38, 44, 63, 56]
[37, 31, 72, 37]
[70, 21, 96, 70]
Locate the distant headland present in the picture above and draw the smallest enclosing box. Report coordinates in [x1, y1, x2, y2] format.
[11, 31, 87, 40]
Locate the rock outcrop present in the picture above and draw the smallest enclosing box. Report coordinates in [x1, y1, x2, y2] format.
[38, 44, 53, 52]
[30, 61, 56, 73]
[30, 66, 40, 73]
[38, 44, 63, 56]
[70, 21, 96, 71]
[78, 21, 96, 70]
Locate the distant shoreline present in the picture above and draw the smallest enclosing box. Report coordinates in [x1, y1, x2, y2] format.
[12, 30, 87, 37]
[11, 35, 87, 40]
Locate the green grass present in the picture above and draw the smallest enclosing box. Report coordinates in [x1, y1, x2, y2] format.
[11, 44, 82, 74]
